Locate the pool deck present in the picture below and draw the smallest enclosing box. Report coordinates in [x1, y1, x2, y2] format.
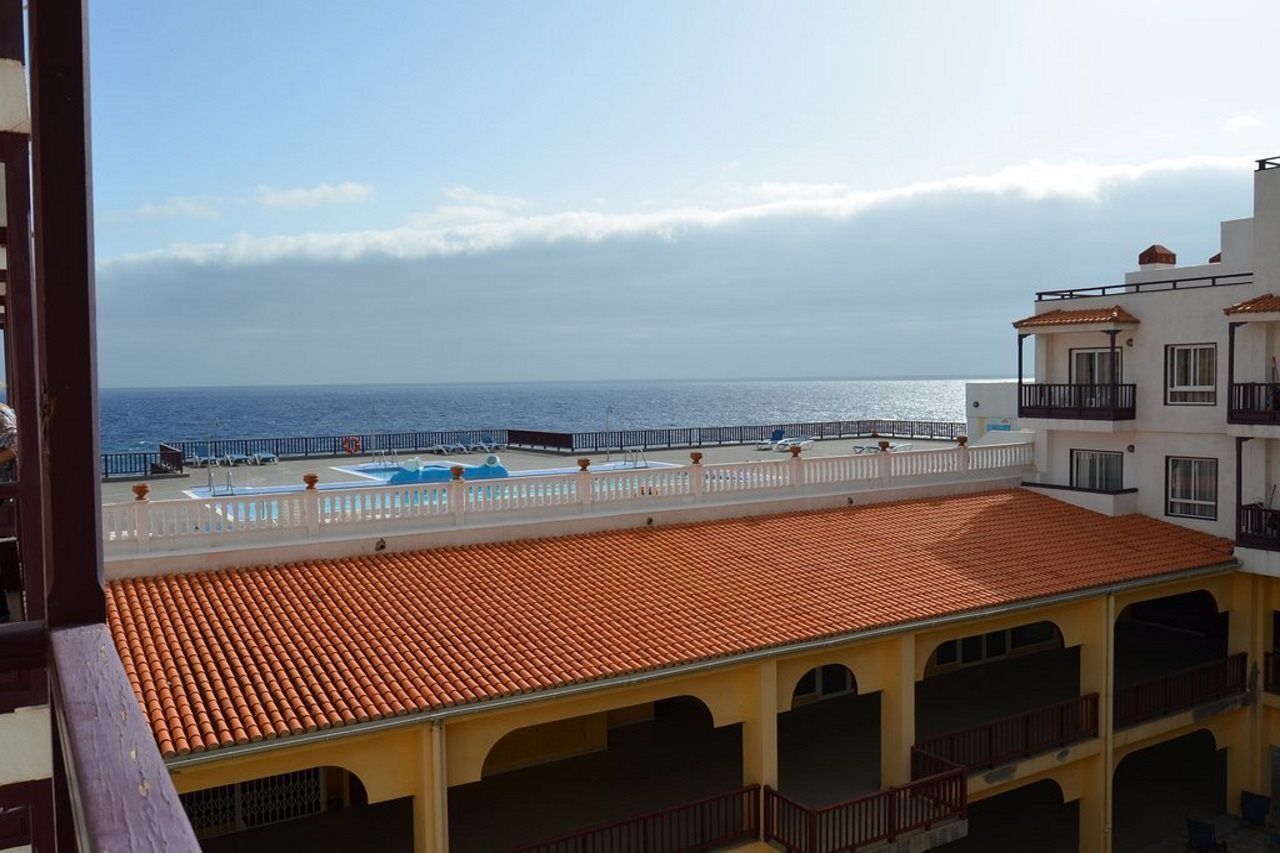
[100, 437, 958, 504]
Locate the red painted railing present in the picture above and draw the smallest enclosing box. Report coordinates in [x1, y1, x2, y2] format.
[1114, 653, 1248, 728]
[763, 750, 965, 852]
[913, 694, 1099, 773]
[507, 784, 760, 853]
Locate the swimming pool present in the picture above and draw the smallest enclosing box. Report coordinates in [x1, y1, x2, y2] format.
[183, 457, 677, 499]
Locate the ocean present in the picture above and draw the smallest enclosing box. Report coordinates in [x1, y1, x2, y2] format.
[97, 378, 1003, 453]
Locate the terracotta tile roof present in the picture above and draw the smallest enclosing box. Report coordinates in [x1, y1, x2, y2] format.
[1013, 306, 1140, 329]
[1225, 294, 1280, 315]
[106, 489, 1234, 758]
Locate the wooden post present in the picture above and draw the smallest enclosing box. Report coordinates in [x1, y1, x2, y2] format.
[29, 0, 105, 627]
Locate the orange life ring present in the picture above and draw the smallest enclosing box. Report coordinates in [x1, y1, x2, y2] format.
[342, 435, 362, 455]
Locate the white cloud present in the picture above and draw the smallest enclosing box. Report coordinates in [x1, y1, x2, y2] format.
[1225, 112, 1263, 132]
[119, 196, 222, 221]
[101, 154, 1253, 269]
[255, 181, 374, 209]
[407, 186, 530, 228]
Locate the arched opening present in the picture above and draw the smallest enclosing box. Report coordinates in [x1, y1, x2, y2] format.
[181, 766, 411, 853]
[778, 663, 879, 806]
[1112, 730, 1225, 851]
[916, 621, 1079, 745]
[450, 696, 743, 853]
[1114, 591, 1235, 726]
[934, 779, 1075, 852]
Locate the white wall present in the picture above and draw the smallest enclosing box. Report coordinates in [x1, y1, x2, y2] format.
[965, 381, 1018, 437]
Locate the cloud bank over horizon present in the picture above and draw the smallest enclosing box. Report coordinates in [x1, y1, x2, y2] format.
[97, 156, 1256, 387]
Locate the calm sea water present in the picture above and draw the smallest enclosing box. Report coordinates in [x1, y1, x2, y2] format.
[97, 379, 1001, 453]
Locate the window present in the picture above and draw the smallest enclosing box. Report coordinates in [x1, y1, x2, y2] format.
[1070, 449, 1124, 491]
[1167, 457, 1218, 520]
[1071, 348, 1120, 385]
[1011, 622, 1058, 648]
[1166, 344, 1216, 404]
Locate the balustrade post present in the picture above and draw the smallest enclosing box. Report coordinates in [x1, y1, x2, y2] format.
[576, 458, 593, 509]
[302, 473, 320, 536]
[878, 441, 892, 486]
[956, 436, 969, 473]
[789, 445, 804, 490]
[449, 467, 466, 525]
[131, 483, 151, 553]
[689, 452, 704, 501]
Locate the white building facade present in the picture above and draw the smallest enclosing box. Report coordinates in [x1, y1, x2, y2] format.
[1014, 156, 1280, 574]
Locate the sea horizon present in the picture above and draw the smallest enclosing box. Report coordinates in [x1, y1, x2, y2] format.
[98, 376, 1008, 453]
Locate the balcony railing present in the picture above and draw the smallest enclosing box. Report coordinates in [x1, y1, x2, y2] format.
[98, 420, 969, 480]
[1035, 272, 1252, 301]
[763, 751, 965, 853]
[1238, 504, 1280, 551]
[1114, 653, 1248, 729]
[507, 784, 760, 853]
[1229, 383, 1280, 425]
[913, 694, 1099, 773]
[1018, 383, 1136, 420]
[100, 442, 1035, 560]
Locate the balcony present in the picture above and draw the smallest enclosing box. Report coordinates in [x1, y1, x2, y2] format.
[1018, 383, 1136, 421]
[509, 785, 761, 853]
[1114, 653, 1248, 729]
[763, 750, 966, 853]
[1228, 382, 1280, 425]
[1238, 504, 1280, 551]
[913, 694, 1100, 774]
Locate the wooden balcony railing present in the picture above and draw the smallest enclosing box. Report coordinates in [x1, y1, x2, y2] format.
[1114, 653, 1248, 729]
[1228, 383, 1280, 425]
[1019, 383, 1136, 420]
[1238, 504, 1280, 551]
[913, 694, 1099, 773]
[507, 784, 760, 853]
[763, 750, 966, 853]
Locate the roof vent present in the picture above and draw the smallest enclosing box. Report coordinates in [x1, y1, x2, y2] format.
[1138, 244, 1176, 270]
[1209, 252, 1222, 264]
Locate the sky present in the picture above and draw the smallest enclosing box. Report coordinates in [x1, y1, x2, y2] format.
[86, 0, 1278, 387]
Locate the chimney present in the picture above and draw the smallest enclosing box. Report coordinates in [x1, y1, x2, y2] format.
[1138, 244, 1176, 270]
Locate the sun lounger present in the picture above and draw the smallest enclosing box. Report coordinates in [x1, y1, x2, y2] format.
[221, 452, 251, 466]
[250, 451, 279, 465]
[189, 445, 219, 467]
[756, 429, 786, 450]
[772, 437, 814, 452]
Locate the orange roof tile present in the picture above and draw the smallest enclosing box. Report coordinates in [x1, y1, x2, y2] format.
[1225, 294, 1280, 315]
[1013, 306, 1140, 329]
[106, 489, 1233, 758]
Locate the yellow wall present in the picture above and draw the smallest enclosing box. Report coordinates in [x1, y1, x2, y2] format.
[166, 567, 1280, 853]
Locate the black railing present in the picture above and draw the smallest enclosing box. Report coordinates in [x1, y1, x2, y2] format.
[1229, 383, 1280, 424]
[1019, 383, 1136, 420]
[507, 784, 760, 853]
[1114, 653, 1248, 729]
[1259, 156, 1280, 171]
[1238, 504, 1280, 551]
[99, 420, 969, 478]
[1036, 272, 1252, 302]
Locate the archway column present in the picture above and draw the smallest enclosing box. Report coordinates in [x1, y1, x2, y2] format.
[742, 660, 778, 791]
[415, 721, 448, 853]
[879, 635, 914, 786]
[1079, 595, 1114, 853]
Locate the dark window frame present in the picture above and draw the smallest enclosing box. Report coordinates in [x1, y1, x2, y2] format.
[1163, 342, 1218, 406]
[1164, 455, 1219, 521]
[1069, 447, 1125, 491]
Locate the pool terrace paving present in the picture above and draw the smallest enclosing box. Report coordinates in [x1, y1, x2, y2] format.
[100, 437, 959, 504]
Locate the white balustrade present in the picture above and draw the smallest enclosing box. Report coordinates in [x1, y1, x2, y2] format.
[102, 441, 1034, 557]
